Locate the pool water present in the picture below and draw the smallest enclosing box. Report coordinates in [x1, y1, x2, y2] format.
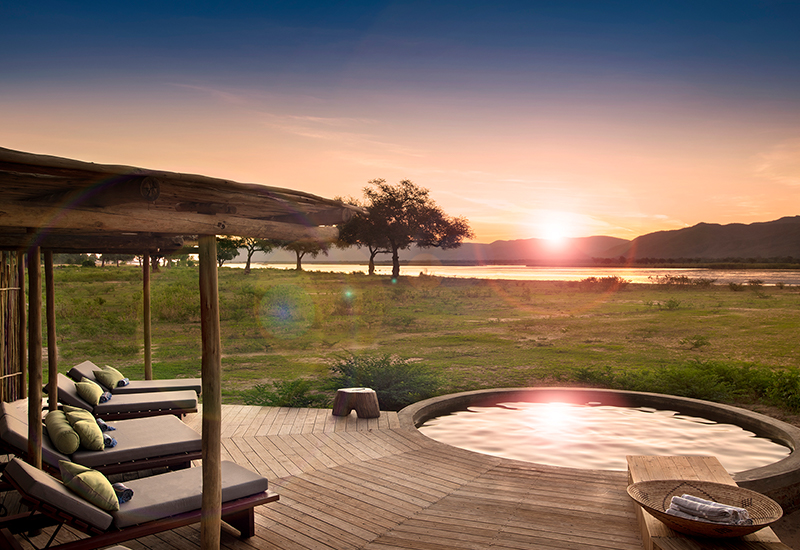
[418, 401, 791, 472]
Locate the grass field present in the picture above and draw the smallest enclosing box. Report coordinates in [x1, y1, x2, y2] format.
[46, 265, 800, 419]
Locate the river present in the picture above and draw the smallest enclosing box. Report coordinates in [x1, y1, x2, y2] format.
[228, 263, 800, 285]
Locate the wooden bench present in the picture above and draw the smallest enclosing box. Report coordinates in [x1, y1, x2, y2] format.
[627, 456, 791, 550]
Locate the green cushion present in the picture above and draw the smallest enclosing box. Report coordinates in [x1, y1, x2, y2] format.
[59, 460, 119, 511]
[72, 419, 104, 451]
[44, 410, 80, 455]
[93, 365, 125, 389]
[75, 380, 104, 406]
[62, 405, 96, 425]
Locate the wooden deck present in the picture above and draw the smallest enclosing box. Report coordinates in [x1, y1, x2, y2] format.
[11, 405, 644, 550]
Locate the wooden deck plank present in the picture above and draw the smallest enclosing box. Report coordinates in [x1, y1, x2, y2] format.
[3, 404, 661, 550]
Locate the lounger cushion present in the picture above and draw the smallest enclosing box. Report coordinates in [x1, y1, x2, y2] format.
[4, 458, 113, 530]
[112, 460, 270, 528]
[56, 374, 93, 411]
[94, 365, 126, 389]
[60, 460, 119, 511]
[92, 390, 197, 416]
[57, 373, 198, 415]
[0, 405, 72, 470]
[71, 415, 201, 468]
[44, 410, 80, 454]
[76, 379, 105, 406]
[73, 419, 104, 451]
[0, 408, 32, 455]
[68, 360, 202, 396]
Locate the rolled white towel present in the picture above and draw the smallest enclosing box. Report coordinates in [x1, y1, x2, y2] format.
[667, 494, 752, 525]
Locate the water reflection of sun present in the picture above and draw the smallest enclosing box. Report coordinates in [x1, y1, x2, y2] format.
[525, 402, 582, 436]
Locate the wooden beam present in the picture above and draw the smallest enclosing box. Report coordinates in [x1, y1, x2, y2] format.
[265, 206, 357, 226]
[27, 244, 42, 468]
[0, 232, 185, 254]
[198, 235, 222, 550]
[0, 203, 340, 242]
[143, 252, 152, 380]
[45, 251, 57, 412]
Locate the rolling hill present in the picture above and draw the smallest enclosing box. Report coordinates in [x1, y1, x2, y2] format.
[246, 216, 800, 265]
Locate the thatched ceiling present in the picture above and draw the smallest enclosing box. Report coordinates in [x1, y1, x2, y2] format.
[0, 147, 361, 253]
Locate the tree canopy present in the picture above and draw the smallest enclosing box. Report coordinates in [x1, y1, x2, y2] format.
[282, 240, 329, 271]
[215, 236, 241, 267]
[339, 179, 473, 278]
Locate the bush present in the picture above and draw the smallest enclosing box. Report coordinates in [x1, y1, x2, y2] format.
[568, 360, 800, 412]
[579, 276, 629, 292]
[680, 335, 710, 350]
[243, 379, 329, 408]
[327, 353, 440, 411]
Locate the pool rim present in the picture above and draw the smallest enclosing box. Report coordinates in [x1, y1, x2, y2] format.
[398, 387, 800, 512]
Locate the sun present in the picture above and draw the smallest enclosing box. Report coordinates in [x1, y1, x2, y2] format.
[542, 222, 568, 243]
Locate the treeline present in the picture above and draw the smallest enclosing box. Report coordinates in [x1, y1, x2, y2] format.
[591, 256, 800, 267]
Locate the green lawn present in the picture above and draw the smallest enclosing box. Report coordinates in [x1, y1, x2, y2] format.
[44, 265, 800, 418]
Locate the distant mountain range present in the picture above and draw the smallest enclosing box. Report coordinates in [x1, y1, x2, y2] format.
[246, 216, 800, 265]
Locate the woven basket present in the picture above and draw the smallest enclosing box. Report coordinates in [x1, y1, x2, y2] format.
[627, 480, 783, 538]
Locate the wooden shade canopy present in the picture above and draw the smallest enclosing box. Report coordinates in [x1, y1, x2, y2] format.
[0, 146, 362, 549]
[0, 146, 359, 252]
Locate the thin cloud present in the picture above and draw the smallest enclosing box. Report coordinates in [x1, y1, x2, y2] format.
[754, 139, 800, 187]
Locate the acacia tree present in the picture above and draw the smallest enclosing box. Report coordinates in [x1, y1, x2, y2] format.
[215, 236, 240, 267]
[282, 240, 330, 271]
[336, 197, 390, 275]
[341, 179, 473, 278]
[237, 237, 276, 274]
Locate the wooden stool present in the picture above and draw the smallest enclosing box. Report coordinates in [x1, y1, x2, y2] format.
[332, 387, 380, 418]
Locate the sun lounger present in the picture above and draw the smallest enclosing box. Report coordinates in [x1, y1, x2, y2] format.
[67, 360, 202, 396]
[0, 399, 202, 476]
[54, 373, 197, 420]
[0, 457, 279, 550]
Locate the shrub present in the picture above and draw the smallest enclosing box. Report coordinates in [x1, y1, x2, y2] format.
[747, 279, 764, 290]
[243, 379, 330, 408]
[693, 278, 717, 288]
[729, 282, 745, 292]
[680, 335, 710, 350]
[327, 353, 440, 411]
[579, 276, 629, 292]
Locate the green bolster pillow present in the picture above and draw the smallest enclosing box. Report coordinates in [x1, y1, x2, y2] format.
[44, 410, 80, 455]
[59, 460, 119, 511]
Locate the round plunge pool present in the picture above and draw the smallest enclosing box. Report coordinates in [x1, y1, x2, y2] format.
[419, 400, 788, 472]
[399, 388, 800, 512]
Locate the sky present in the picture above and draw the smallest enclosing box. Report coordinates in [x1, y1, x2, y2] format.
[2, 1, 799, 243]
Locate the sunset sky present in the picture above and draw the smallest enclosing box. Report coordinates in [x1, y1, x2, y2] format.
[2, 1, 799, 243]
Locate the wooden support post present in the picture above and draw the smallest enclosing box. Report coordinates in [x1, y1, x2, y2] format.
[44, 251, 57, 412]
[17, 251, 26, 399]
[199, 235, 222, 550]
[143, 252, 152, 380]
[27, 245, 42, 468]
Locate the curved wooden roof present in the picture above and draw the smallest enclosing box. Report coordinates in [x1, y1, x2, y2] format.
[0, 147, 361, 253]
